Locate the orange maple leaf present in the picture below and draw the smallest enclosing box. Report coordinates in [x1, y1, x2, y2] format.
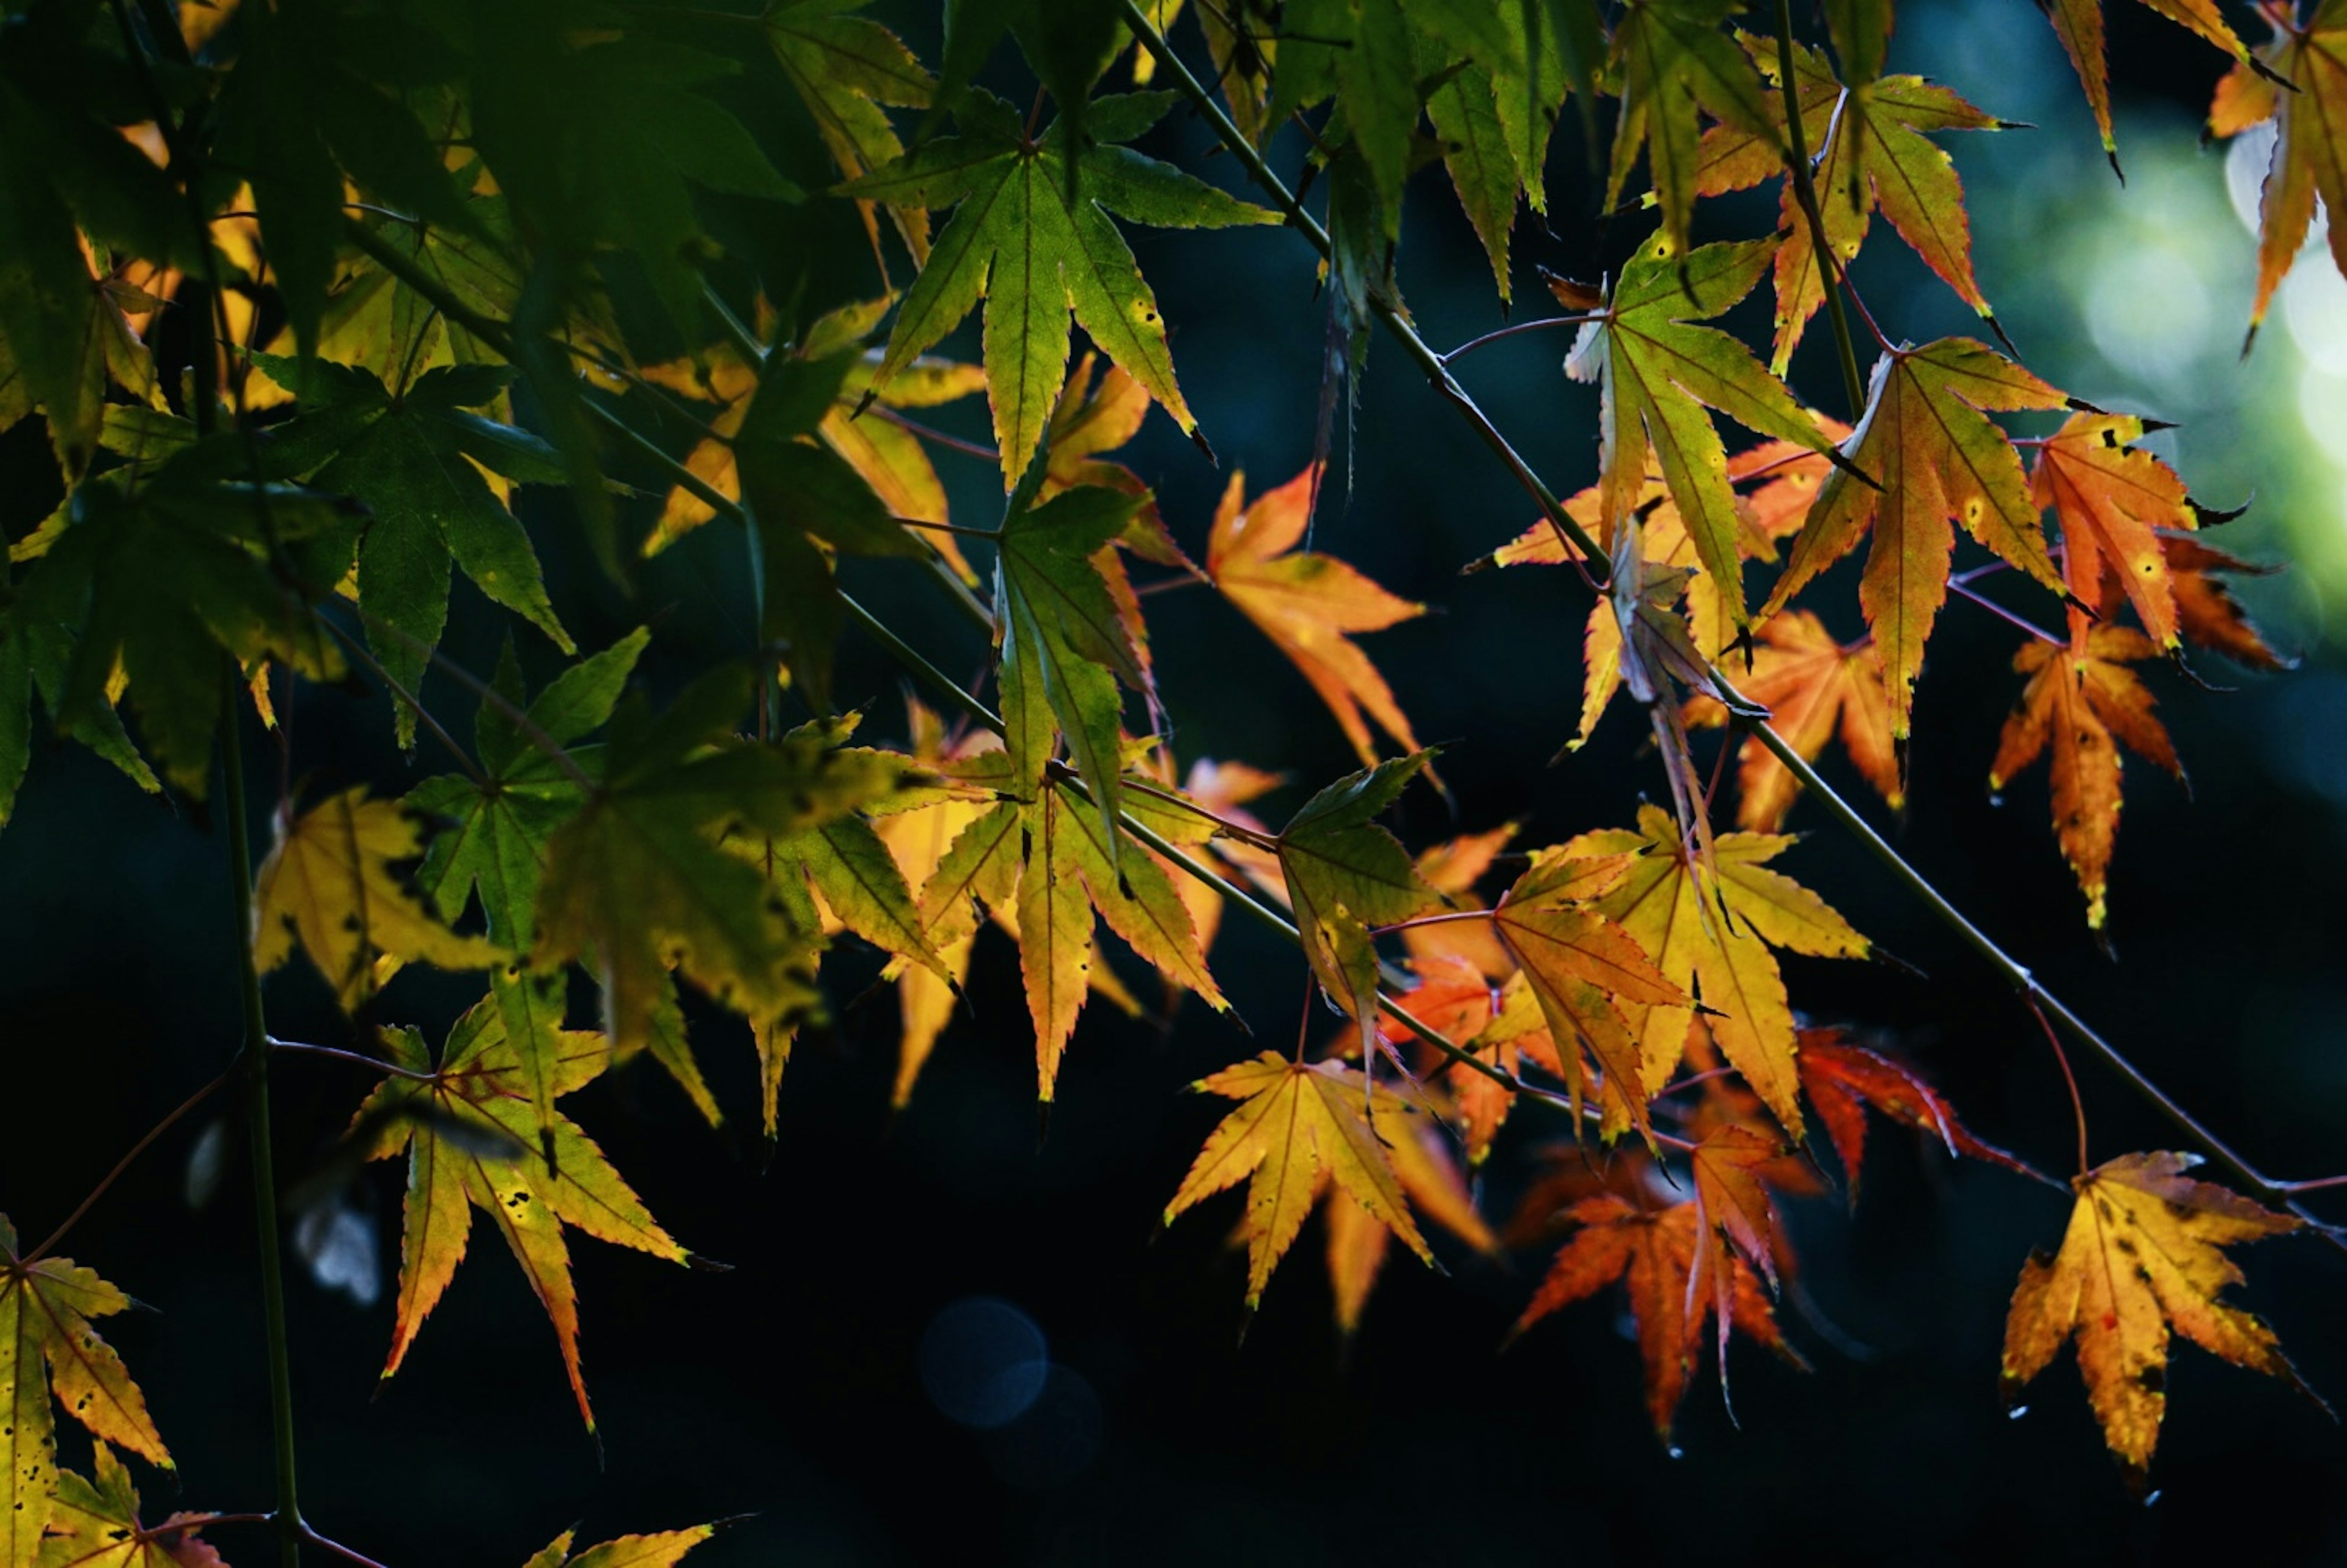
[1509, 1189, 1801, 1440]
[1796, 1030, 2038, 1198]
[1687, 609, 1900, 831]
[1988, 623, 2183, 929]
[2161, 533, 2293, 672]
[1208, 463, 1429, 771]
[2033, 412, 2222, 647]
[2209, 1, 2347, 335]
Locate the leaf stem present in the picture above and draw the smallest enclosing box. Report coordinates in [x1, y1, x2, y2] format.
[218, 664, 305, 1567]
[870, 406, 1002, 462]
[1946, 576, 2066, 647]
[331, 604, 594, 793]
[23, 1063, 236, 1265]
[1114, 774, 1280, 849]
[1439, 315, 1603, 365]
[1772, 0, 1868, 419]
[268, 1037, 442, 1082]
[2025, 995, 2094, 1176]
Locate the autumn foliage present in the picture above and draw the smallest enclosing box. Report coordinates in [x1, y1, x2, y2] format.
[0, 0, 2339, 1559]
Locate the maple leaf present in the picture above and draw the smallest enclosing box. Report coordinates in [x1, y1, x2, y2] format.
[1507, 1190, 1796, 1440]
[915, 772, 1227, 1103]
[2162, 533, 2292, 671]
[1275, 753, 1445, 1063]
[2002, 1152, 2320, 1486]
[1164, 1052, 1444, 1319]
[1471, 435, 1842, 746]
[1988, 624, 2181, 931]
[2209, 2, 2347, 335]
[1207, 463, 1430, 772]
[0, 228, 166, 482]
[534, 665, 914, 1057]
[1606, 0, 1779, 260]
[519, 1525, 716, 1568]
[1684, 610, 1900, 832]
[7, 447, 354, 794]
[765, 0, 936, 269]
[257, 354, 572, 750]
[1694, 35, 2010, 372]
[1400, 824, 1519, 980]
[638, 303, 987, 560]
[844, 89, 1279, 486]
[1765, 339, 2077, 736]
[2033, 412, 2222, 648]
[1562, 804, 1869, 1137]
[1565, 236, 1847, 626]
[1487, 854, 1689, 1141]
[1796, 1030, 2037, 1199]
[253, 788, 503, 1011]
[2044, 0, 2258, 175]
[37, 1442, 222, 1568]
[353, 994, 690, 1432]
[1, 1217, 171, 1567]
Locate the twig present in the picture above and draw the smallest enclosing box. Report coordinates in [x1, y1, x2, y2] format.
[1772, 0, 1868, 418]
[309, 615, 490, 787]
[23, 1063, 236, 1264]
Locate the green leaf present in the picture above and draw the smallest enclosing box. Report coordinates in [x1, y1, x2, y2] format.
[1608, 0, 1779, 258]
[533, 665, 914, 1052]
[259, 352, 571, 749]
[1276, 752, 1443, 1042]
[1568, 233, 1844, 627]
[995, 486, 1147, 865]
[1427, 55, 1520, 299]
[411, 628, 651, 951]
[9, 462, 354, 793]
[846, 89, 1278, 487]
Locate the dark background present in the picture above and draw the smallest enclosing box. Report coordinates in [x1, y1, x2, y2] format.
[4, 2, 2343, 1564]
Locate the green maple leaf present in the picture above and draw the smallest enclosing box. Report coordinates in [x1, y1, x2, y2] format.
[211, 4, 483, 358]
[1763, 339, 2075, 736]
[7, 449, 355, 794]
[260, 353, 571, 749]
[533, 664, 914, 1056]
[995, 486, 1148, 866]
[844, 89, 1278, 488]
[734, 349, 929, 714]
[1607, 0, 1779, 260]
[1276, 752, 1444, 1057]
[1567, 233, 1846, 626]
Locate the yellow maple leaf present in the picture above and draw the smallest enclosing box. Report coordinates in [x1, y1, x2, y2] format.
[2001, 1152, 2318, 1486]
[252, 788, 501, 1009]
[1164, 1052, 1441, 1319]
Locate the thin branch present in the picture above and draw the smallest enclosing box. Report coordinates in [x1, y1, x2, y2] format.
[891, 515, 1000, 540]
[1772, 0, 1868, 418]
[1724, 690, 2345, 1241]
[309, 614, 490, 788]
[24, 1064, 236, 1264]
[1117, 0, 1610, 582]
[299, 1522, 391, 1568]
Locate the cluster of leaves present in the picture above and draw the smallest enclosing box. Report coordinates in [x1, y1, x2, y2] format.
[0, 0, 2335, 1553]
